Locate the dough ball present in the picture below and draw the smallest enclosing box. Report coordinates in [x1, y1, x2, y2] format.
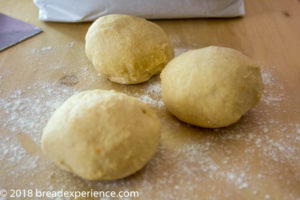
[41, 90, 160, 180]
[85, 14, 174, 84]
[161, 46, 263, 128]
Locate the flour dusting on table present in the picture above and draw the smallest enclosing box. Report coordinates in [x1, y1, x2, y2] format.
[0, 53, 299, 200]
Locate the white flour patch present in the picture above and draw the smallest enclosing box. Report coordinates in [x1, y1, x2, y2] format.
[145, 79, 161, 95]
[137, 78, 164, 108]
[31, 46, 53, 54]
[41, 46, 53, 51]
[31, 48, 38, 54]
[69, 41, 75, 48]
[261, 69, 285, 108]
[0, 135, 41, 176]
[78, 66, 96, 82]
[121, 76, 164, 108]
[139, 78, 164, 108]
[137, 94, 164, 108]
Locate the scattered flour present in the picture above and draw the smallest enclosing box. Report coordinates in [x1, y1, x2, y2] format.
[41, 46, 53, 51]
[31, 46, 53, 54]
[145, 79, 161, 94]
[261, 69, 285, 108]
[137, 79, 164, 108]
[121, 76, 165, 108]
[265, 194, 271, 199]
[0, 82, 77, 143]
[69, 41, 75, 48]
[31, 48, 38, 54]
[138, 94, 164, 108]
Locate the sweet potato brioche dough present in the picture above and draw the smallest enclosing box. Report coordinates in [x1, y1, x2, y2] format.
[85, 14, 174, 84]
[161, 46, 263, 128]
[41, 90, 160, 180]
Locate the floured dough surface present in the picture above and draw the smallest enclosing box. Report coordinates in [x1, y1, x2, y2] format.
[85, 14, 174, 84]
[41, 90, 160, 180]
[161, 46, 263, 128]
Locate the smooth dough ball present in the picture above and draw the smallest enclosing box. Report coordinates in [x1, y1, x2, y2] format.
[41, 90, 160, 180]
[161, 46, 263, 128]
[85, 14, 174, 84]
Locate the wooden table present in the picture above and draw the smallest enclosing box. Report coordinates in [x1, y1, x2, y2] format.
[0, 0, 299, 199]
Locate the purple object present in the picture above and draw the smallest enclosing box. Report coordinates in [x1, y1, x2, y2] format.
[0, 13, 42, 51]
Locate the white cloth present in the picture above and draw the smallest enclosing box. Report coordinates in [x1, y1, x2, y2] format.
[33, 0, 245, 22]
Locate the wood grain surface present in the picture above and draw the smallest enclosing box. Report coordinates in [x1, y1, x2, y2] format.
[0, 0, 299, 199]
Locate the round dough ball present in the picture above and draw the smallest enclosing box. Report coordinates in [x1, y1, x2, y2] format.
[161, 46, 263, 128]
[85, 14, 174, 84]
[41, 90, 160, 180]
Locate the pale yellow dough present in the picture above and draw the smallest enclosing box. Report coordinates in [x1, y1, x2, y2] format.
[85, 14, 174, 84]
[161, 46, 263, 128]
[41, 90, 160, 180]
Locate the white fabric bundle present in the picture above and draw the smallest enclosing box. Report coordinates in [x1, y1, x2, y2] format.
[33, 0, 245, 22]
